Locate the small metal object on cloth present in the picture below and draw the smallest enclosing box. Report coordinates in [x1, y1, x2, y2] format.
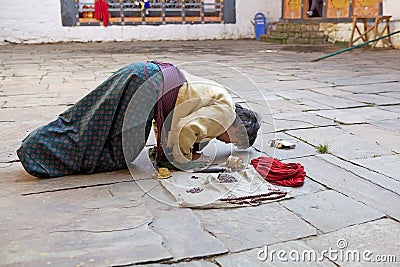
[156, 167, 172, 179]
[226, 155, 245, 170]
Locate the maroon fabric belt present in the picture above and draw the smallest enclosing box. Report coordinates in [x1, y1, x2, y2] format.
[150, 61, 186, 162]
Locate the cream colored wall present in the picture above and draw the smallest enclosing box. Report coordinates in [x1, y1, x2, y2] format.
[0, 0, 281, 43]
[383, 0, 400, 20]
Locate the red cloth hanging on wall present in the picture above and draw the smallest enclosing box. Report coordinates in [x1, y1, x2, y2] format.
[94, 0, 109, 26]
[250, 156, 306, 187]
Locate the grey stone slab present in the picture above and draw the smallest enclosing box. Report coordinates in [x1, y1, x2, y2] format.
[0, 187, 172, 266]
[0, 106, 66, 123]
[378, 104, 400, 114]
[339, 93, 400, 106]
[310, 106, 399, 124]
[216, 241, 336, 266]
[193, 203, 317, 252]
[261, 80, 332, 91]
[266, 99, 316, 113]
[309, 87, 353, 97]
[271, 112, 336, 132]
[372, 118, 400, 133]
[287, 126, 393, 160]
[0, 163, 135, 195]
[284, 178, 326, 198]
[341, 124, 400, 153]
[3, 93, 76, 108]
[306, 219, 400, 266]
[319, 154, 400, 195]
[253, 132, 317, 160]
[2, 225, 172, 266]
[274, 90, 365, 109]
[335, 81, 400, 93]
[328, 74, 398, 86]
[294, 155, 400, 221]
[144, 197, 228, 260]
[139, 260, 217, 267]
[379, 91, 400, 99]
[281, 190, 384, 233]
[351, 154, 400, 182]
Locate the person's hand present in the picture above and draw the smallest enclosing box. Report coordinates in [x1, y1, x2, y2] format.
[192, 152, 212, 163]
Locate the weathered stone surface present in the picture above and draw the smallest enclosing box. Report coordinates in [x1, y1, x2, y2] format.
[294, 156, 400, 220]
[193, 203, 317, 252]
[339, 93, 400, 106]
[275, 89, 365, 109]
[327, 74, 398, 86]
[287, 126, 393, 160]
[306, 219, 400, 266]
[335, 81, 400, 94]
[378, 104, 400, 114]
[309, 87, 353, 97]
[144, 197, 228, 260]
[310, 107, 399, 124]
[0, 187, 172, 266]
[372, 118, 400, 133]
[341, 124, 400, 153]
[138, 260, 217, 267]
[351, 154, 400, 182]
[0, 163, 135, 195]
[319, 154, 400, 195]
[281, 190, 384, 233]
[271, 111, 335, 132]
[216, 241, 336, 266]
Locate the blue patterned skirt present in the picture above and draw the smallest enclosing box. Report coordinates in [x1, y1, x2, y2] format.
[17, 62, 162, 178]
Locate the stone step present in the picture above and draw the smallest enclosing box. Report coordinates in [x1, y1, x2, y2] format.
[261, 22, 329, 45]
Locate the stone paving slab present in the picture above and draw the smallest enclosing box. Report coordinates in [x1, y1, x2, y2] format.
[341, 124, 400, 153]
[294, 155, 400, 221]
[287, 126, 393, 160]
[0, 186, 172, 266]
[325, 74, 399, 86]
[339, 93, 400, 106]
[309, 106, 399, 124]
[270, 111, 335, 132]
[371, 118, 400, 133]
[215, 241, 336, 266]
[351, 154, 400, 182]
[319, 154, 400, 195]
[0, 163, 135, 196]
[193, 203, 317, 252]
[274, 89, 366, 109]
[335, 82, 400, 94]
[306, 219, 400, 266]
[377, 104, 400, 114]
[280, 190, 384, 233]
[144, 197, 228, 261]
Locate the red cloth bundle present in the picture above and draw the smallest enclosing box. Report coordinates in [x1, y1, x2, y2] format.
[94, 0, 109, 26]
[250, 156, 306, 187]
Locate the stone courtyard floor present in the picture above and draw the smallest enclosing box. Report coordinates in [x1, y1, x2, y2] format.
[0, 40, 399, 266]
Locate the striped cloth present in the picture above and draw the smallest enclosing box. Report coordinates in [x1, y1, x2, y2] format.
[151, 61, 187, 162]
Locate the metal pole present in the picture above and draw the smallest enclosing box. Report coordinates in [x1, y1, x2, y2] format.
[311, 30, 400, 62]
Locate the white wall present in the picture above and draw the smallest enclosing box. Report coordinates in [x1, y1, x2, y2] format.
[0, 0, 281, 43]
[383, 0, 400, 20]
